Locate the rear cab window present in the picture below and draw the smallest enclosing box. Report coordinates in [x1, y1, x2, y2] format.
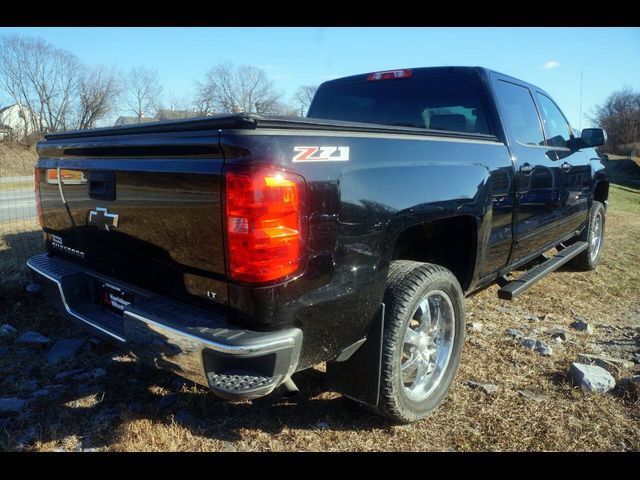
[308, 75, 491, 135]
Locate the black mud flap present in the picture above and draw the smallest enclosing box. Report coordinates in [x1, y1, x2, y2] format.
[325, 304, 385, 407]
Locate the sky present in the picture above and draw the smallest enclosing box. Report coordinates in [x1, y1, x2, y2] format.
[1, 27, 639, 128]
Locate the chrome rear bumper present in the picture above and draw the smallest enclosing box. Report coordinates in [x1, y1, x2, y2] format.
[27, 253, 302, 400]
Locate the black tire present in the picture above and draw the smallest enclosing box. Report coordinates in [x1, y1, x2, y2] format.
[374, 260, 465, 423]
[568, 201, 606, 271]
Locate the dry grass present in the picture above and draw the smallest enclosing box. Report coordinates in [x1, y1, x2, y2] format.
[0, 143, 38, 177]
[1, 187, 639, 452]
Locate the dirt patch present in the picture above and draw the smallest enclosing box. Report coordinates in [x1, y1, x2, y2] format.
[0, 188, 639, 452]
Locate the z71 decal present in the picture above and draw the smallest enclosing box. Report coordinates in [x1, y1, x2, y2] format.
[293, 146, 350, 162]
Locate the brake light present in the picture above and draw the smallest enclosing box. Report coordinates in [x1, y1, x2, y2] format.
[367, 69, 412, 81]
[225, 168, 307, 283]
[34, 168, 44, 227]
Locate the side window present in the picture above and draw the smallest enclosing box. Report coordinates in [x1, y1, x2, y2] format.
[496, 80, 544, 147]
[535, 93, 572, 148]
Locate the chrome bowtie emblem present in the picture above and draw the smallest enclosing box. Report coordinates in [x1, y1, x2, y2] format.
[88, 207, 119, 231]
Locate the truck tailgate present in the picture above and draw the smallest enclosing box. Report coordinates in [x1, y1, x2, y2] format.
[36, 130, 228, 306]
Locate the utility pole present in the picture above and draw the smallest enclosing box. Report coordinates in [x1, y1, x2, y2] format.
[579, 69, 583, 131]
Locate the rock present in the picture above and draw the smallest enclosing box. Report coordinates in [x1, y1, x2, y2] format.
[315, 421, 330, 429]
[0, 397, 28, 414]
[466, 381, 498, 395]
[156, 393, 177, 410]
[16, 331, 51, 347]
[632, 353, 640, 364]
[497, 306, 511, 314]
[520, 338, 553, 356]
[221, 442, 237, 452]
[92, 368, 107, 379]
[466, 322, 483, 332]
[576, 353, 634, 376]
[526, 314, 541, 322]
[0, 324, 18, 338]
[535, 341, 553, 356]
[19, 380, 39, 392]
[506, 328, 525, 340]
[128, 401, 142, 413]
[544, 328, 572, 342]
[15, 427, 37, 450]
[55, 368, 87, 381]
[571, 319, 594, 335]
[174, 409, 205, 429]
[45, 339, 86, 364]
[517, 390, 545, 402]
[570, 363, 615, 393]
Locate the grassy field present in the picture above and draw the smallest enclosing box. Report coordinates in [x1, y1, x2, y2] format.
[0, 184, 639, 452]
[0, 143, 37, 177]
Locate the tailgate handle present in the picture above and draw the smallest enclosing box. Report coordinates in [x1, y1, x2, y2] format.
[88, 171, 116, 201]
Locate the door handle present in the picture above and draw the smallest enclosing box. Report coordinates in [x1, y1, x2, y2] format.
[519, 163, 533, 174]
[561, 162, 572, 172]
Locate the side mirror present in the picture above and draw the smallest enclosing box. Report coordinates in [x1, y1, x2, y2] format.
[581, 128, 607, 147]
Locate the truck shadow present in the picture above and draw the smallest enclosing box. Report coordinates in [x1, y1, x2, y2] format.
[4, 333, 391, 451]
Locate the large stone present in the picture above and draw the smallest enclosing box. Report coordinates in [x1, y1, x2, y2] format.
[156, 393, 177, 410]
[517, 390, 545, 402]
[506, 328, 525, 340]
[0, 324, 18, 338]
[0, 397, 28, 414]
[467, 381, 498, 395]
[520, 338, 553, 356]
[16, 331, 51, 347]
[570, 319, 594, 335]
[570, 363, 616, 393]
[544, 328, 572, 342]
[466, 322, 483, 332]
[45, 339, 86, 364]
[576, 353, 634, 376]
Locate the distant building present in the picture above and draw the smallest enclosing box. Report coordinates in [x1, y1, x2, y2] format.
[155, 109, 201, 121]
[0, 104, 42, 140]
[114, 116, 158, 126]
[114, 110, 202, 126]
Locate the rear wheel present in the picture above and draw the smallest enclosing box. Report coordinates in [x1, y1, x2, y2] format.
[375, 261, 465, 423]
[568, 201, 606, 271]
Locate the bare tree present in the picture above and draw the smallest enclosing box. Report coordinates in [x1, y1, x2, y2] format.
[294, 85, 318, 116]
[0, 34, 81, 135]
[124, 67, 163, 122]
[74, 65, 122, 129]
[194, 63, 282, 115]
[590, 87, 640, 154]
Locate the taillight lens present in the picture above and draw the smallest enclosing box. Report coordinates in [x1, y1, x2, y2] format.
[225, 168, 307, 283]
[34, 168, 44, 227]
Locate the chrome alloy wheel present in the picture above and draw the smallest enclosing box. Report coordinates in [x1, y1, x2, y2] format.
[590, 210, 603, 262]
[400, 290, 455, 402]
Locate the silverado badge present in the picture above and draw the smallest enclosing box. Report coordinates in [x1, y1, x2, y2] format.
[88, 207, 119, 231]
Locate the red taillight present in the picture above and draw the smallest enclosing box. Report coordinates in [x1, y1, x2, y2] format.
[34, 168, 44, 227]
[225, 168, 307, 284]
[367, 69, 412, 81]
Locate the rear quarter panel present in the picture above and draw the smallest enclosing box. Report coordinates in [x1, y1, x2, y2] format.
[220, 129, 512, 369]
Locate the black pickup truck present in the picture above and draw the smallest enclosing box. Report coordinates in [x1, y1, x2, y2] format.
[27, 66, 609, 423]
